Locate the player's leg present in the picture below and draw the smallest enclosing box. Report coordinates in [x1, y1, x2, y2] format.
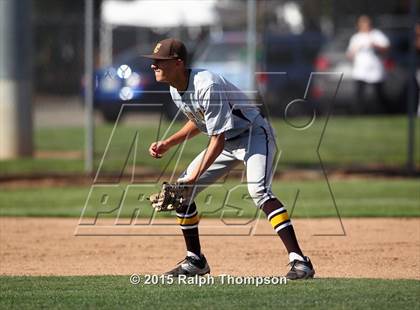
[165, 200, 210, 276]
[177, 148, 239, 257]
[244, 128, 304, 257]
[243, 120, 314, 279]
[165, 148, 240, 276]
[176, 201, 201, 259]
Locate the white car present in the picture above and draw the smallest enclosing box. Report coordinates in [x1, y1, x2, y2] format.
[193, 32, 261, 93]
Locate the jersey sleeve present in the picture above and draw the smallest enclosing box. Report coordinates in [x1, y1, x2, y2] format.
[202, 84, 234, 136]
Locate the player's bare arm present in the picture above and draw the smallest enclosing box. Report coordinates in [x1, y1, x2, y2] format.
[148, 120, 200, 158]
[179, 133, 225, 184]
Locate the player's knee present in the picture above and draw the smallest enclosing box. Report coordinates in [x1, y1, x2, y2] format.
[247, 183, 274, 208]
[247, 183, 265, 201]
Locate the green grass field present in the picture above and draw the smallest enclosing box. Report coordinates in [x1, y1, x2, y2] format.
[0, 179, 420, 218]
[0, 179, 418, 218]
[0, 116, 419, 175]
[1, 116, 419, 309]
[0, 276, 419, 309]
[0, 116, 420, 309]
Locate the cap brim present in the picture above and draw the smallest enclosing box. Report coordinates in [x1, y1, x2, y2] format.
[141, 54, 177, 60]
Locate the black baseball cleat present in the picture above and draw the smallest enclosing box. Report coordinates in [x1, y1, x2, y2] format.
[286, 256, 315, 280]
[164, 254, 210, 277]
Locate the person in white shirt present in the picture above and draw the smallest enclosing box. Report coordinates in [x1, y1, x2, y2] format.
[347, 15, 391, 113]
[142, 38, 315, 280]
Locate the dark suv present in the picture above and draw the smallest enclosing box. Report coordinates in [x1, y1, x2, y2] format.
[192, 32, 325, 117]
[261, 32, 325, 116]
[92, 48, 174, 122]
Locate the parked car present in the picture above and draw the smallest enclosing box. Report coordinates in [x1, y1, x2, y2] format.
[91, 48, 175, 122]
[261, 32, 325, 116]
[93, 32, 326, 121]
[311, 28, 411, 114]
[192, 32, 325, 117]
[193, 32, 263, 92]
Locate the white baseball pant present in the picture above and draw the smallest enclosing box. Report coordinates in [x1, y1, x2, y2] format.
[179, 114, 277, 208]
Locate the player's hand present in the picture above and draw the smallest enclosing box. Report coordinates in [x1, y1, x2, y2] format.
[149, 140, 170, 158]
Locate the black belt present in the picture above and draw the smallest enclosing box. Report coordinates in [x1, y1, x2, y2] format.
[225, 113, 266, 141]
[226, 129, 250, 141]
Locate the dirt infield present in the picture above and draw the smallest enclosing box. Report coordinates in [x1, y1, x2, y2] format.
[0, 217, 419, 279]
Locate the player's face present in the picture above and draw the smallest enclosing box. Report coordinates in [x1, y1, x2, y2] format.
[151, 59, 177, 83]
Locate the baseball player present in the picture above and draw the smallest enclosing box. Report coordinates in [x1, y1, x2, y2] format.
[142, 38, 314, 280]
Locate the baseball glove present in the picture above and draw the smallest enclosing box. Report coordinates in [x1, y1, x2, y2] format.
[148, 182, 190, 212]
